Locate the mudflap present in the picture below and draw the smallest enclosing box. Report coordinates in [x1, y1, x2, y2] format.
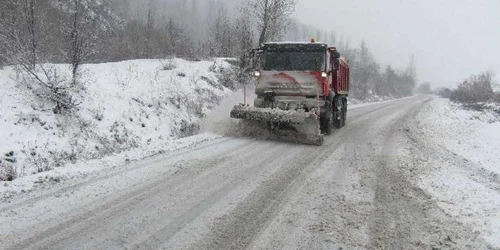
[230, 105, 324, 146]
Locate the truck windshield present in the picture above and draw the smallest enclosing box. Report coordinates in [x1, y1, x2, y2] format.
[261, 51, 326, 71]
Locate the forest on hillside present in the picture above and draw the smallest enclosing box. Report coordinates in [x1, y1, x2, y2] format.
[0, 0, 416, 100]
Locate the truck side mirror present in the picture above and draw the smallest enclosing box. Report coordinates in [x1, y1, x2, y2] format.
[333, 58, 340, 70]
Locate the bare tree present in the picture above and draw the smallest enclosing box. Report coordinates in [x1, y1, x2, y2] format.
[0, 0, 41, 68]
[165, 18, 192, 57]
[65, 0, 100, 83]
[0, 1, 79, 114]
[21, 0, 37, 68]
[0, 1, 18, 66]
[235, 11, 254, 54]
[68, 0, 86, 81]
[234, 10, 255, 77]
[143, 1, 156, 58]
[69, 0, 82, 80]
[209, 3, 235, 57]
[352, 41, 380, 98]
[247, 0, 297, 45]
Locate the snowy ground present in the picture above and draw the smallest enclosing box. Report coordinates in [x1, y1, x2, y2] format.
[0, 58, 233, 191]
[3, 65, 500, 248]
[2, 95, 500, 249]
[348, 95, 415, 110]
[417, 99, 500, 175]
[409, 97, 500, 247]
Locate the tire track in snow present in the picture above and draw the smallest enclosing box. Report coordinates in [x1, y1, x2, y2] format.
[4, 140, 266, 249]
[128, 143, 297, 249]
[188, 98, 422, 249]
[369, 97, 487, 249]
[241, 96, 435, 249]
[0, 137, 236, 212]
[406, 121, 500, 192]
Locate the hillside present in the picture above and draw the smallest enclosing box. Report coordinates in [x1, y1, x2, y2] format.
[0, 58, 233, 184]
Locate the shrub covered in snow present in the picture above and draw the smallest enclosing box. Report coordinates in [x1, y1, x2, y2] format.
[0, 151, 18, 181]
[450, 72, 495, 104]
[18, 65, 85, 115]
[494, 92, 500, 104]
[210, 59, 247, 91]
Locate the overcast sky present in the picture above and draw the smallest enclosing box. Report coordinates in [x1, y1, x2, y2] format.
[294, 0, 500, 88]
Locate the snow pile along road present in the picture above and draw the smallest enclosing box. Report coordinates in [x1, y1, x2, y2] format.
[0, 58, 233, 190]
[410, 98, 500, 247]
[417, 98, 500, 175]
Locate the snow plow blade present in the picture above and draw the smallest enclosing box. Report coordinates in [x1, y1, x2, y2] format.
[230, 105, 312, 124]
[230, 105, 324, 146]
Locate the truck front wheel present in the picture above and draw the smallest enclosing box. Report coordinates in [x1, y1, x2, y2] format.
[321, 97, 334, 135]
[322, 109, 333, 135]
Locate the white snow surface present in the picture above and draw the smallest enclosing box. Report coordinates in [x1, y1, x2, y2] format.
[0, 58, 232, 191]
[418, 98, 500, 175]
[414, 98, 500, 247]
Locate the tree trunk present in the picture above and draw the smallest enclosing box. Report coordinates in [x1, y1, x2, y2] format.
[71, 0, 81, 82]
[258, 0, 269, 45]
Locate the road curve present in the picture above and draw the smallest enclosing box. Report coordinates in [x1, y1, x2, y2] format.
[0, 96, 486, 249]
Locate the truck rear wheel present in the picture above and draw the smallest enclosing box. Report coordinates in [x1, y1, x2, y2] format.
[333, 110, 342, 129]
[341, 99, 347, 127]
[333, 98, 342, 129]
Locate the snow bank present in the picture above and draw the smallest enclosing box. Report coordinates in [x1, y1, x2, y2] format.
[418, 98, 500, 175]
[0, 58, 233, 184]
[414, 98, 500, 247]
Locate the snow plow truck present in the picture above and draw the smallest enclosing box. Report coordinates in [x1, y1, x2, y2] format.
[230, 40, 350, 146]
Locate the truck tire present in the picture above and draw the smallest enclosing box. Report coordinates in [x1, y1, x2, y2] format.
[316, 135, 324, 146]
[321, 108, 333, 135]
[321, 94, 334, 135]
[341, 99, 347, 127]
[333, 111, 342, 128]
[333, 98, 342, 129]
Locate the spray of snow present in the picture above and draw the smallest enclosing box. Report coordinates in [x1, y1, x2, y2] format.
[201, 85, 259, 136]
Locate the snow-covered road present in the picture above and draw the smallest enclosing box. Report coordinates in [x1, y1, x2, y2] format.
[1, 95, 496, 249]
